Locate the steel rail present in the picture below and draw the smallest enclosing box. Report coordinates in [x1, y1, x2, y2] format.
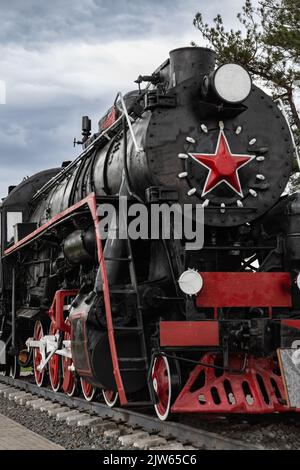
[0, 376, 263, 450]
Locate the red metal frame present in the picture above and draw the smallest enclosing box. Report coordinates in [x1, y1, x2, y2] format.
[160, 321, 219, 347]
[101, 107, 117, 131]
[4, 193, 128, 405]
[281, 320, 300, 330]
[196, 272, 292, 308]
[49, 290, 78, 333]
[171, 353, 289, 414]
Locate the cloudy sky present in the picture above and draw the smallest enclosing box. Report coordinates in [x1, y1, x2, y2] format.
[0, 0, 256, 198]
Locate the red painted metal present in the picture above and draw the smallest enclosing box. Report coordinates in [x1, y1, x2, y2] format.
[87, 195, 127, 405]
[196, 272, 292, 308]
[152, 356, 171, 419]
[281, 320, 300, 330]
[4, 193, 127, 405]
[62, 329, 76, 396]
[102, 389, 119, 407]
[190, 131, 254, 197]
[160, 321, 219, 347]
[101, 107, 117, 131]
[4, 195, 95, 256]
[171, 353, 290, 414]
[49, 290, 78, 333]
[80, 377, 96, 402]
[48, 322, 61, 392]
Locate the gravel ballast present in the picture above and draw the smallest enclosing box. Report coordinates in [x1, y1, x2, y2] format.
[1, 388, 300, 450]
[181, 414, 300, 450]
[0, 395, 127, 450]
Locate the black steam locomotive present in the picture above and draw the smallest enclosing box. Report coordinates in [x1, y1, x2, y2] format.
[1, 47, 300, 419]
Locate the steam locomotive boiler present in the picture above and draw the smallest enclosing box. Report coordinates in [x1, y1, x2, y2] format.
[0, 47, 300, 419]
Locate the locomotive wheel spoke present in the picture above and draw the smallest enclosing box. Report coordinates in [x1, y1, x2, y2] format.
[80, 377, 96, 402]
[62, 330, 77, 397]
[102, 389, 119, 408]
[48, 323, 62, 392]
[33, 320, 47, 387]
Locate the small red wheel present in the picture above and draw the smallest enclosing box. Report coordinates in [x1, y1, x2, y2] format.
[33, 320, 47, 387]
[102, 389, 119, 408]
[62, 330, 77, 397]
[152, 355, 174, 421]
[80, 377, 96, 402]
[48, 322, 61, 392]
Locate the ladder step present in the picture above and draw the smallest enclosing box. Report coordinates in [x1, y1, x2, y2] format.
[109, 289, 136, 294]
[114, 326, 143, 331]
[104, 257, 132, 262]
[118, 357, 147, 362]
[119, 368, 147, 372]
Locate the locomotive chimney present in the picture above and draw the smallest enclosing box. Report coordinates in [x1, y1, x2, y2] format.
[169, 47, 216, 87]
[81, 116, 91, 143]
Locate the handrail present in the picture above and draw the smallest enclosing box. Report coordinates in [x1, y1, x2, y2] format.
[276, 98, 300, 170]
[114, 91, 144, 153]
[33, 92, 144, 202]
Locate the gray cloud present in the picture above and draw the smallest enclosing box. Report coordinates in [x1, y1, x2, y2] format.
[0, 0, 253, 197]
[0, 0, 249, 47]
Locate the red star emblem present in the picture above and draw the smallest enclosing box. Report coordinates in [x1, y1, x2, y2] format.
[189, 131, 254, 197]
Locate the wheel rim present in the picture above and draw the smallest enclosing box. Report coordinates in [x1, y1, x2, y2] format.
[33, 321, 46, 387]
[62, 331, 76, 397]
[48, 323, 61, 392]
[102, 389, 119, 407]
[80, 377, 96, 402]
[10, 355, 20, 379]
[152, 356, 171, 421]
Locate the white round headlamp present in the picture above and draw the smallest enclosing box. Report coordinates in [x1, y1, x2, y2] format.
[212, 63, 252, 104]
[178, 269, 203, 296]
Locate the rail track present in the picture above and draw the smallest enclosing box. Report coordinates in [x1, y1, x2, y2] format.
[0, 375, 262, 450]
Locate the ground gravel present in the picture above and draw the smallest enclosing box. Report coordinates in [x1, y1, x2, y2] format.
[1, 390, 300, 450]
[0, 395, 128, 450]
[180, 413, 300, 450]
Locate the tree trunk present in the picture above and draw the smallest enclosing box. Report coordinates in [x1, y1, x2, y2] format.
[287, 90, 300, 129]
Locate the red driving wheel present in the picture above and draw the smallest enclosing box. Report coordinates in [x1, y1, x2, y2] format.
[152, 356, 171, 420]
[102, 389, 119, 408]
[62, 330, 77, 397]
[152, 355, 181, 421]
[80, 377, 96, 402]
[48, 322, 61, 392]
[33, 320, 47, 387]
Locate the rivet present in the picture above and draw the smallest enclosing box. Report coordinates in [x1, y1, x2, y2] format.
[187, 188, 197, 196]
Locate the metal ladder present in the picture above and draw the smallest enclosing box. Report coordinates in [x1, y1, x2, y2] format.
[100, 92, 150, 403]
[104, 221, 149, 378]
